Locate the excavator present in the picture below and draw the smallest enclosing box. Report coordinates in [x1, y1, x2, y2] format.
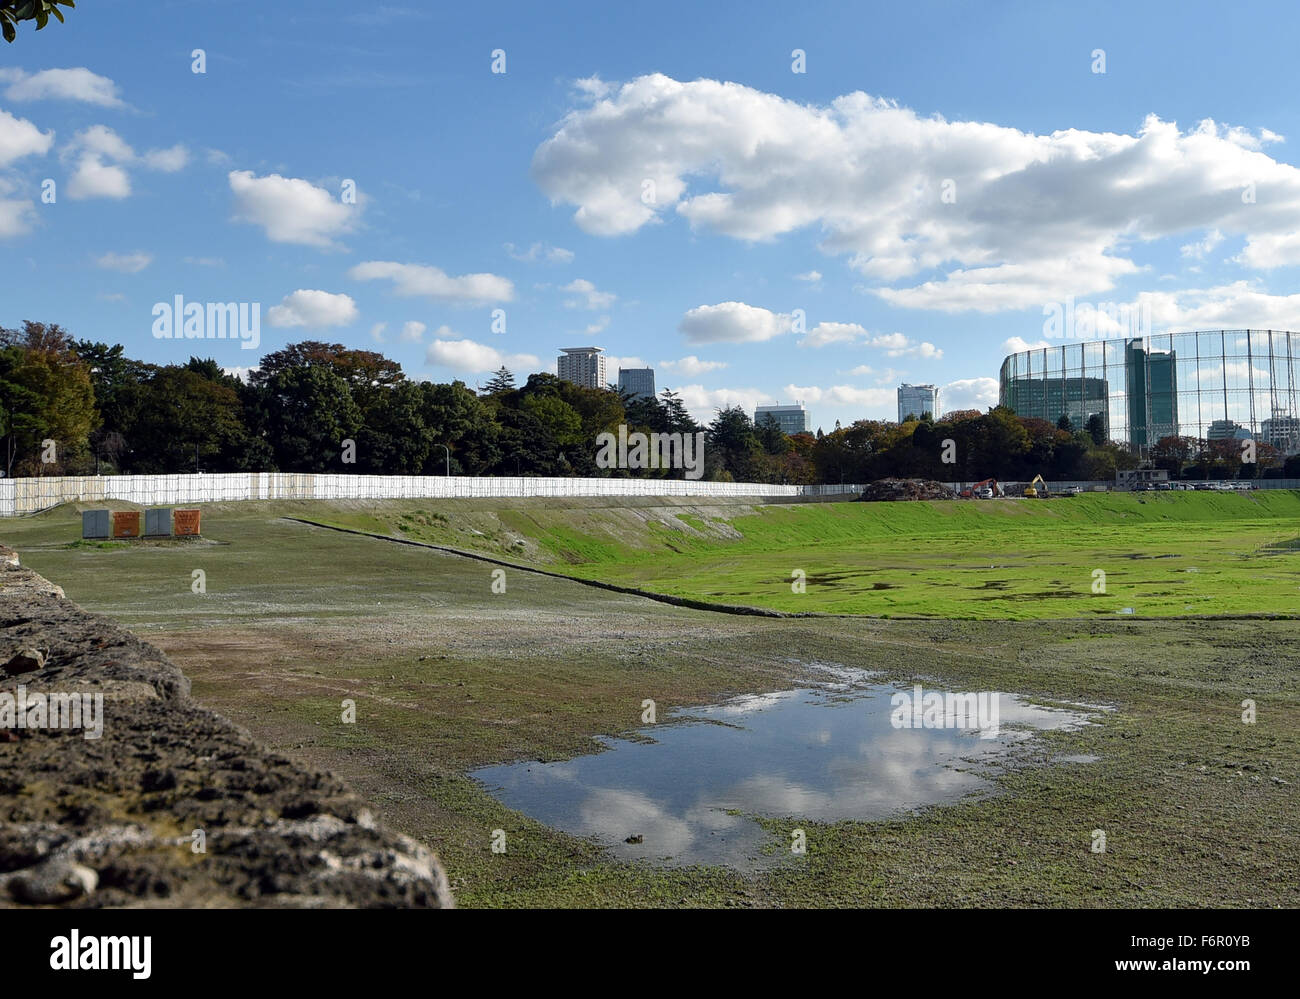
[1023, 474, 1049, 498]
[959, 477, 1001, 499]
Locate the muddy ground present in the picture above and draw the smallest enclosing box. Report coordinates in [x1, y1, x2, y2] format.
[6, 505, 1298, 907]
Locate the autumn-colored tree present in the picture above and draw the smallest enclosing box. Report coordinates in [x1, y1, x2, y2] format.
[0, 322, 97, 474]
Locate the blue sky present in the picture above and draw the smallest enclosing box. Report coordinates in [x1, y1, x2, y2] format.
[4, 0, 1300, 431]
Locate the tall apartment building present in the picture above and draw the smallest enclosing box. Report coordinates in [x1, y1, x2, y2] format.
[618, 367, 656, 400]
[897, 383, 940, 422]
[557, 346, 607, 390]
[754, 404, 811, 435]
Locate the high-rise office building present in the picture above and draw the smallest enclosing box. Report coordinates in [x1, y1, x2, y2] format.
[557, 347, 607, 389]
[618, 367, 656, 400]
[897, 384, 940, 422]
[1206, 418, 1252, 442]
[754, 404, 812, 435]
[1125, 340, 1178, 448]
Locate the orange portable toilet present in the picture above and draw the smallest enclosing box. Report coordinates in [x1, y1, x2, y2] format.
[111, 511, 141, 539]
[173, 509, 202, 536]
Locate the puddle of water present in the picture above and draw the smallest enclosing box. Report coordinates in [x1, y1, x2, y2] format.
[472, 678, 1097, 871]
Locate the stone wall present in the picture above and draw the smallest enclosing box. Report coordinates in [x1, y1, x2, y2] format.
[0, 545, 452, 908]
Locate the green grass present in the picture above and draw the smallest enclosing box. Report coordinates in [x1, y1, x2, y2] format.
[346, 491, 1300, 620]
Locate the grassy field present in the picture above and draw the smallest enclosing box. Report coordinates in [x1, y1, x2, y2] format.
[3, 497, 1298, 907]
[314, 491, 1300, 620]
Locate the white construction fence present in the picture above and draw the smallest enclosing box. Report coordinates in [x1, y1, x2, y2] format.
[0, 473, 867, 517]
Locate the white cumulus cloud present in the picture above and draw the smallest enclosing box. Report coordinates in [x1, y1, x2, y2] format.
[562, 277, 616, 309]
[659, 355, 727, 376]
[0, 67, 126, 108]
[800, 321, 867, 348]
[679, 301, 791, 344]
[534, 74, 1300, 312]
[784, 384, 896, 410]
[426, 335, 538, 374]
[674, 384, 776, 422]
[266, 289, 359, 328]
[63, 126, 190, 200]
[349, 260, 514, 305]
[867, 332, 942, 359]
[229, 170, 356, 248]
[0, 108, 53, 166]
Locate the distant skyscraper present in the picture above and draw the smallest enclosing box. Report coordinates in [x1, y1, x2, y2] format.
[557, 347, 607, 389]
[618, 367, 656, 400]
[754, 404, 811, 435]
[1206, 418, 1252, 442]
[1125, 339, 1178, 448]
[1262, 411, 1300, 455]
[897, 384, 940, 422]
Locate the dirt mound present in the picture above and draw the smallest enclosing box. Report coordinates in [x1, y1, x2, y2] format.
[857, 478, 959, 502]
[0, 545, 452, 908]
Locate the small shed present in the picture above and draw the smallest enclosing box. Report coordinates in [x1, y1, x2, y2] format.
[144, 508, 173, 537]
[111, 511, 140, 539]
[82, 509, 110, 539]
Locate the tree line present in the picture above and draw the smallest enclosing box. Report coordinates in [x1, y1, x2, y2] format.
[2, 321, 1296, 483]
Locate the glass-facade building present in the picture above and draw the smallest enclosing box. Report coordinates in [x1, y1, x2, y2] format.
[897, 383, 940, 422]
[617, 367, 656, 400]
[998, 331, 1300, 455]
[754, 404, 812, 435]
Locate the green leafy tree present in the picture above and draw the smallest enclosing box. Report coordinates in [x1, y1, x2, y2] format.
[521, 394, 583, 448]
[252, 341, 402, 416]
[756, 413, 789, 455]
[418, 380, 500, 474]
[623, 392, 669, 434]
[185, 356, 244, 390]
[483, 366, 515, 395]
[2, 1, 75, 43]
[257, 365, 362, 472]
[1085, 413, 1107, 446]
[78, 342, 155, 472]
[706, 405, 762, 480]
[0, 346, 42, 476]
[127, 367, 249, 473]
[658, 389, 698, 435]
[356, 380, 429, 473]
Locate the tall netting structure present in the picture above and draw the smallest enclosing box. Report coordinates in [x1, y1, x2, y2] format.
[998, 331, 1300, 457]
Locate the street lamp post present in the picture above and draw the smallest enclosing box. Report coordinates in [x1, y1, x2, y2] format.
[441, 444, 450, 476]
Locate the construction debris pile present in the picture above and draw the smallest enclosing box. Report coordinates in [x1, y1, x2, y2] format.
[857, 478, 959, 502]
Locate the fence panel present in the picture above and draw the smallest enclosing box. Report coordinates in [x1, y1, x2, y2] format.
[0, 473, 866, 516]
